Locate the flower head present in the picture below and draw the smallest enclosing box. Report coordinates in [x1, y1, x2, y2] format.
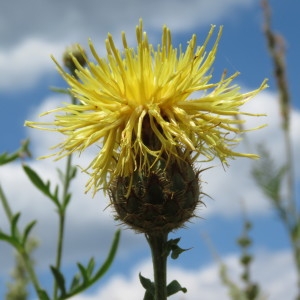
[25, 20, 267, 194]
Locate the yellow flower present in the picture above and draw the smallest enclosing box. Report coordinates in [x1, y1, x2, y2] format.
[25, 20, 267, 194]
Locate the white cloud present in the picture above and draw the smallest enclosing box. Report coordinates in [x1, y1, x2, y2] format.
[72, 249, 296, 300]
[0, 0, 256, 92]
[0, 38, 66, 90]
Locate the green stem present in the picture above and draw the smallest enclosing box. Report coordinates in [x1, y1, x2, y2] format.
[295, 246, 300, 299]
[146, 232, 168, 300]
[19, 248, 41, 293]
[53, 153, 72, 299]
[53, 95, 76, 299]
[0, 185, 42, 294]
[283, 128, 297, 220]
[0, 184, 13, 221]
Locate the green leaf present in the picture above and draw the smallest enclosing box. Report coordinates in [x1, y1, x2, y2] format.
[90, 229, 121, 279]
[167, 280, 187, 296]
[0, 152, 19, 165]
[139, 273, 155, 298]
[166, 237, 191, 259]
[57, 168, 65, 184]
[63, 193, 72, 209]
[23, 165, 59, 204]
[0, 140, 31, 165]
[0, 231, 20, 248]
[37, 290, 51, 300]
[68, 166, 77, 180]
[56, 166, 77, 185]
[292, 222, 300, 243]
[60, 229, 121, 299]
[143, 290, 154, 300]
[75, 258, 95, 285]
[69, 274, 81, 292]
[11, 213, 21, 238]
[86, 257, 95, 277]
[22, 220, 37, 246]
[51, 266, 66, 297]
[77, 263, 88, 283]
[171, 245, 191, 259]
[23, 165, 47, 192]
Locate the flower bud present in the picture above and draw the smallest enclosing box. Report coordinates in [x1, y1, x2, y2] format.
[62, 44, 86, 75]
[110, 157, 202, 234]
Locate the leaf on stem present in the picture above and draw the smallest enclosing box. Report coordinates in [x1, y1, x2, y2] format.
[0, 140, 31, 165]
[0, 231, 20, 248]
[69, 274, 81, 292]
[22, 220, 37, 247]
[77, 263, 89, 283]
[51, 266, 67, 297]
[165, 238, 192, 259]
[11, 213, 21, 238]
[0, 152, 20, 165]
[37, 290, 51, 300]
[55, 229, 121, 299]
[167, 280, 187, 296]
[23, 165, 60, 205]
[139, 273, 155, 299]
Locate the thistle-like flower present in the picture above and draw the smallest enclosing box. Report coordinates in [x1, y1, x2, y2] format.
[25, 20, 267, 199]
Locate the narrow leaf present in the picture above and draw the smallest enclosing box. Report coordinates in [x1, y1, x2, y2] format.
[170, 245, 191, 260]
[86, 257, 95, 277]
[0, 232, 20, 248]
[23, 165, 48, 194]
[50, 266, 66, 296]
[22, 220, 37, 246]
[23, 165, 59, 204]
[37, 290, 51, 300]
[11, 213, 21, 238]
[167, 280, 187, 296]
[143, 290, 154, 300]
[70, 274, 81, 292]
[91, 229, 121, 278]
[61, 230, 121, 298]
[0, 140, 31, 165]
[68, 166, 77, 180]
[139, 273, 155, 295]
[77, 263, 88, 283]
[0, 152, 19, 165]
[63, 193, 72, 209]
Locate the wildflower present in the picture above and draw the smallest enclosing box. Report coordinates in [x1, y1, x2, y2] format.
[25, 20, 267, 195]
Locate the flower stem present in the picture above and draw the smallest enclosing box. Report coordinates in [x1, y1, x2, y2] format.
[0, 184, 13, 221]
[146, 232, 169, 300]
[53, 153, 72, 299]
[52, 95, 76, 299]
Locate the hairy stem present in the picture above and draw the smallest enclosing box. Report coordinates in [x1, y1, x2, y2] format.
[146, 232, 168, 300]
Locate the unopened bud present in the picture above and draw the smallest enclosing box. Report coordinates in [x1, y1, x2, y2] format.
[62, 44, 86, 75]
[110, 158, 202, 234]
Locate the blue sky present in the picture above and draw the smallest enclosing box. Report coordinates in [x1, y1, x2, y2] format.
[0, 0, 299, 299]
